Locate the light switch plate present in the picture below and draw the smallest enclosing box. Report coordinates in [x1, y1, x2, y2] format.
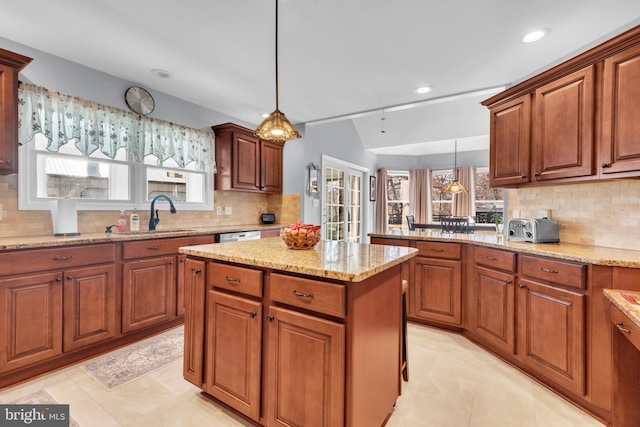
[216, 207, 222, 215]
[224, 206, 232, 215]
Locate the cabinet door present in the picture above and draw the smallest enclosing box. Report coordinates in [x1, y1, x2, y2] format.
[0, 272, 62, 372]
[122, 256, 177, 333]
[413, 257, 462, 326]
[488, 94, 531, 187]
[601, 42, 640, 176]
[532, 66, 595, 181]
[267, 306, 345, 427]
[63, 264, 116, 351]
[204, 290, 262, 421]
[518, 279, 586, 395]
[233, 132, 260, 191]
[0, 63, 19, 175]
[260, 139, 283, 193]
[472, 266, 516, 354]
[183, 258, 206, 387]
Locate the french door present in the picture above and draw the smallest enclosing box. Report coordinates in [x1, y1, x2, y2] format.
[322, 157, 365, 243]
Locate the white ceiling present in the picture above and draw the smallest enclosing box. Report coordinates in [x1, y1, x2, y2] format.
[1, 0, 639, 155]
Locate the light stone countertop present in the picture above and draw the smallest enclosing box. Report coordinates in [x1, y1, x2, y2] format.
[0, 224, 284, 251]
[179, 238, 418, 282]
[370, 230, 640, 268]
[603, 289, 640, 330]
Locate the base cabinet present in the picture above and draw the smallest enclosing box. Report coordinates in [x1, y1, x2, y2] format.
[414, 257, 462, 325]
[204, 290, 262, 421]
[267, 306, 345, 427]
[0, 272, 63, 372]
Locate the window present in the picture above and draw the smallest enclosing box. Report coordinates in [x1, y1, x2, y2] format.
[386, 172, 409, 231]
[475, 167, 504, 223]
[432, 170, 453, 222]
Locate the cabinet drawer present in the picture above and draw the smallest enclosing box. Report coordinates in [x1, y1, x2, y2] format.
[370, 237, 411, 247]
[415, 241, 461, 260]
[122, 235, 214, 260]
[474, 246, 516, 272]
[611, 306, 640, 352]
[208, 262, 263, 298]
[0, 243, 116, 276]
[270, 273, 345, 318]
[520, 255, 586, 289]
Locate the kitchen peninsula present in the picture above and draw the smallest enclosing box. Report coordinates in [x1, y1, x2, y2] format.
[178, 238, 417, 427]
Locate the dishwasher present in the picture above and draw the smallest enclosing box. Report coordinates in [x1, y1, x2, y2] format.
[215, 230, 262, 243]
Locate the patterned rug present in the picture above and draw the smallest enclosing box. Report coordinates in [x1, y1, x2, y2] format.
[11, 390, 80, 427]
[80, 326, 184, 390]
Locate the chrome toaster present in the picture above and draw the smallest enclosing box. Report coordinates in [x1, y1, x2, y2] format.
[507, 218, 560, 243]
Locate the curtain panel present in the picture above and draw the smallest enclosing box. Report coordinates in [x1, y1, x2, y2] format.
[409, 169, 432, 224]
[451, 165, 476, 217]
[375, 168, 388, 233]
[17, 83, 215, 170]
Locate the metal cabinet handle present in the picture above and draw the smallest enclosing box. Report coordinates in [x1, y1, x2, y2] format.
[267, 315, 275, 322]
[430, 248, 444, 252]
[602, 163, 611, 168]
[193, 269, 202, 274]
[0, 159, 12, 165]
[616, 323, 631, 334]
[293, 290, 314, 299]
[504, 280, 512, 284]
[486, 256, 497, 261]
[540, 267, 558, 274]
[179, 258, 187, 263]
[225, 276, 240, 284]
[56, 277, 62, 282]
[66, 276, 73, 280]
[52, 256, 73, 261]
[147, 246, 161, 250]
[249, 312, 257, 318]
[521, 175, 527, 179]
[518, 284, 526, 289]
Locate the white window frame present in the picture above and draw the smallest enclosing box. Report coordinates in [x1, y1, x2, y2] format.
[18, 136, 214, 211]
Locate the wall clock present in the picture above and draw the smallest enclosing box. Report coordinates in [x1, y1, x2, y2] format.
[124, 86, 155, 115]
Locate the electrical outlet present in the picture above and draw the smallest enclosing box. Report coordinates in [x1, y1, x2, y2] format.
[224, 206, 232, 215]
[216, 207, 222, 215]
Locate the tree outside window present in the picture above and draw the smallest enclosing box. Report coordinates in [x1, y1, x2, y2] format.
[386, 172, 409, 231]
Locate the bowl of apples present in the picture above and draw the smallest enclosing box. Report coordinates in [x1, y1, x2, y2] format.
[281, 221, 321, 250]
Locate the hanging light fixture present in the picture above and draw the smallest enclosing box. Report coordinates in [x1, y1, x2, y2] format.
[255, 0, 301, 142]
[444, 140, 468, 194]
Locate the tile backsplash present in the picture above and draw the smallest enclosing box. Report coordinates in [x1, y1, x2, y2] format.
[507, 179, 640, 250]
[0, 175, 300, 237]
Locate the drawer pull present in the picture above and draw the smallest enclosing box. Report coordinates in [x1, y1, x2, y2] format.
[518, 284, 526, 289]
[504, 280, 512, 284]
[225, 276, 240, 284]
[431, 248, 445, 252]
[249, 312, 257, 318]
[540, 267, 558, 274]
[293, 290, 314, 299]
[267, 315, 275, 322]
[66, 276, 73, 280]
[52, 256, 73, 261]
[147, 246, 161, 250]
[486, 256, 498, 261]
[193, 269, 202, 274]
[616, 323, 632, 334]
[180, 258, 187, 263]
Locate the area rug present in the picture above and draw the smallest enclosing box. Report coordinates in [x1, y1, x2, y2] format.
[80, 326, 184, 391]
[10, 390, 80, 427]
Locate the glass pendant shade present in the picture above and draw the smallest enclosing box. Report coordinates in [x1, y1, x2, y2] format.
[444, 139, 467, 194]
[255, 108, 300, 141]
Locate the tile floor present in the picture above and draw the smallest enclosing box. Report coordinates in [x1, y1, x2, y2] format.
[0, 323, 605, 427]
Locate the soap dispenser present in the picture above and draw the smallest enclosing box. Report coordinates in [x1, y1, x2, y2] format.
[118, 210, 127, 232]
[130, 210, 140, 232]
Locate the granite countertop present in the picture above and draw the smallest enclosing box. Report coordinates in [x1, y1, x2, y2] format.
[179, 238, 418, 282]
[603, 289, 640, 330]
[0, 224, 284, 251]
[370, 230, 640, 268]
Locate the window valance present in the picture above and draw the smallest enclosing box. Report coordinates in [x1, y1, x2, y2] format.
[18, 83, 214, 170]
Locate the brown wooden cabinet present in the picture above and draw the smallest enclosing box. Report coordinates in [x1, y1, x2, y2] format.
[63, 264, 116, 352]
[610, 305, 640, 427]
[488, 94, 531, 187]
[601, 42, 640, 177]
[122, 256, 177, 333]
[0, 272, 63, 372]
[412, 242, 462, 326]
[212, 122, 283, 194]
[267, 305, 344, 427]
[0, 49, 32, 175]
[532, 66, 595, 181]
[183, 258, 206, 387]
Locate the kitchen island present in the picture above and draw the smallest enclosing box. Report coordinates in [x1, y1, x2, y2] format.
[179, 238, 417, 427]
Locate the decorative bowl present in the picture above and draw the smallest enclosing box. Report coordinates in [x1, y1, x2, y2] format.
[281, 222, 321, 250]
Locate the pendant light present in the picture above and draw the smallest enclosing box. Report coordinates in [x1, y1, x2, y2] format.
[254, 0, 301, 142]
[444, 140, 468, 194]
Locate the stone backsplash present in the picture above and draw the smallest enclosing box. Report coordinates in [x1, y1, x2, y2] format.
[507, 179, 640, 250]
[0, 175, 300, 237]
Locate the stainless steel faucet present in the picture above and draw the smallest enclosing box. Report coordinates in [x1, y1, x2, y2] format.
[149, 195, 177, 230]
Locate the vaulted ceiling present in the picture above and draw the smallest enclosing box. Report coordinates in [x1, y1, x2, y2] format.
[2, 0, 639, 155]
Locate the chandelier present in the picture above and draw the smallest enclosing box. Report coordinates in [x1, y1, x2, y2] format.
[254, 0, 301, 142]
[444, 140, 468, 194]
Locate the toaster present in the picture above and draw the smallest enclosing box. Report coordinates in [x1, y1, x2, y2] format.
[507, 218, 560, 243]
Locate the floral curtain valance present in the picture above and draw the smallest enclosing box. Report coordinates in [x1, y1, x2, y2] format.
[18, 83, 214, 170]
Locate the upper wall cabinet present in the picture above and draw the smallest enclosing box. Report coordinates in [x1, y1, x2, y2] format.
[0, 49, 32, 175]
[212, 123, 283, 194]
[482, 25, 640, 188]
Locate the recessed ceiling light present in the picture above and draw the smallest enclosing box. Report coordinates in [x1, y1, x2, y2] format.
[151, 69, 172, 78]
[521, 28, 549, 43]
[414, 86, 433, 94]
